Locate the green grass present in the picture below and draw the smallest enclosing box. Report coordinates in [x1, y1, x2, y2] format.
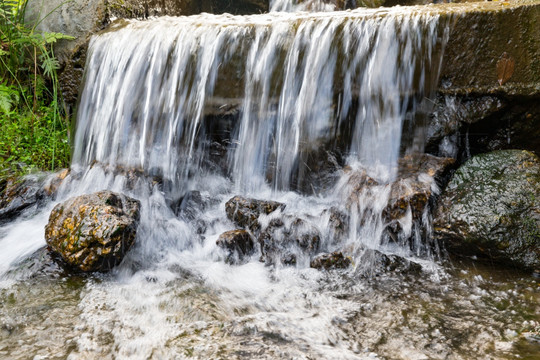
[0, 0, 73, 178]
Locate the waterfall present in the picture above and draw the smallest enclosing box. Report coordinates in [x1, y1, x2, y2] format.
[2, 5, 537, 360]
[270, 0, 336, 12]
[75, 8, 446, 195]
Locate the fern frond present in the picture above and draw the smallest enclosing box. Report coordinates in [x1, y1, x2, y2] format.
[44, 32, 75, 44]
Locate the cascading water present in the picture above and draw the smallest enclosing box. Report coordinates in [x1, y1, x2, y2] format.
[76, 9, 444, 192]
[1, 5, 537, 360]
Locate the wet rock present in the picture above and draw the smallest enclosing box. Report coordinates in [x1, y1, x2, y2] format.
[440, 2, 540, 97]
[225, 196, 285, 232]
[428, 94, 540, 161]
[310, 251, 351, 270]
[357, 249, 422, 276]
[0, 169, 71, 223]
[216, 229, 255, 264]
[41, 169, 70, 196]
[427, 95, 505, 155]
[0, 176, 43, 222]
[384, 180, 431, 221]
[321, 207, 349, 245]
[396, 153, 456, 182]
[385, 154, 456, 221]
[258, 217, 321, 266]
[170, 190, 206, 219]
[434, 150, 540, 269]
[45, 190, 140, 272]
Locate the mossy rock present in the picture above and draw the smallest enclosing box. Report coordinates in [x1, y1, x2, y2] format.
[434, 150, 540, 269]
[45, 190, 140, 272]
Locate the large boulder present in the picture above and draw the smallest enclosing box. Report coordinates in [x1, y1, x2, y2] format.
[434, 150, 540, 269]
[45, 190, 140, 272]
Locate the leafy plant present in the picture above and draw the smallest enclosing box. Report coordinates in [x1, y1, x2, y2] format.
[0, 0, 73, 175]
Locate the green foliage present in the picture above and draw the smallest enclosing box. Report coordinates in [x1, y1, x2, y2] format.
[0, 0, 73, 175]
[0, 83, 19, 113]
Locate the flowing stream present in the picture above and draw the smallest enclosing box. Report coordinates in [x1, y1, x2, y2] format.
[0, 4, 538, 360]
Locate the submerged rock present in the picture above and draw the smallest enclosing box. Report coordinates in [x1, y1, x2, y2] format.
[216, 229, 255, 264]
[310, 251, 351, 270]
[45, 190, 140, 272]
[225, 196, 285, 232]
[434, 150, 540, 269]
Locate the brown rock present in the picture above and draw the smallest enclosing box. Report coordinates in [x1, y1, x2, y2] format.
[225, 196, 285, 232]
[216, 229, 255, 263]
[310, 251, 351, 270]
[45, 190, 140, 272]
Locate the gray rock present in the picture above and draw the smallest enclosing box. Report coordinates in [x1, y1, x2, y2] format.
[434, 150, 540, 269]
[45, 190, 140, 272]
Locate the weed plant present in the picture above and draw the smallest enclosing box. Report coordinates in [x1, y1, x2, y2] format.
[0, 0, 73, 178]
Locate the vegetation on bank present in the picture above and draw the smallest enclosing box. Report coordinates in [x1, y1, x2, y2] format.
[0, 0, 72, 179]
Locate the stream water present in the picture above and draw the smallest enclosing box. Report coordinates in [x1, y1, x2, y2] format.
[0, 3, 538, 360]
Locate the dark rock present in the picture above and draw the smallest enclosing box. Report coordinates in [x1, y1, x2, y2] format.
[357, 249, 422, 276]
[465, 98, 540, 156]
[0, 176, 43, 222]
[258, 216, 320, 266]
[434, 150, 540, 269]
[170, 190, 205, 218]
[0, 169, 71, 223]
[45, 190, 140, 272]
[216, 229, 255, 264]
[427, 95, 505, 154]
[310, 251, 351, 270]
[321, 207, 349, 245]
[225, 196, 285, 232]
[428, 94, 540, 161]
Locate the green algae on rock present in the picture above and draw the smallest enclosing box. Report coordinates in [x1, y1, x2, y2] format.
[434, 150, 540, 269]
[45, 190, 140, 272]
